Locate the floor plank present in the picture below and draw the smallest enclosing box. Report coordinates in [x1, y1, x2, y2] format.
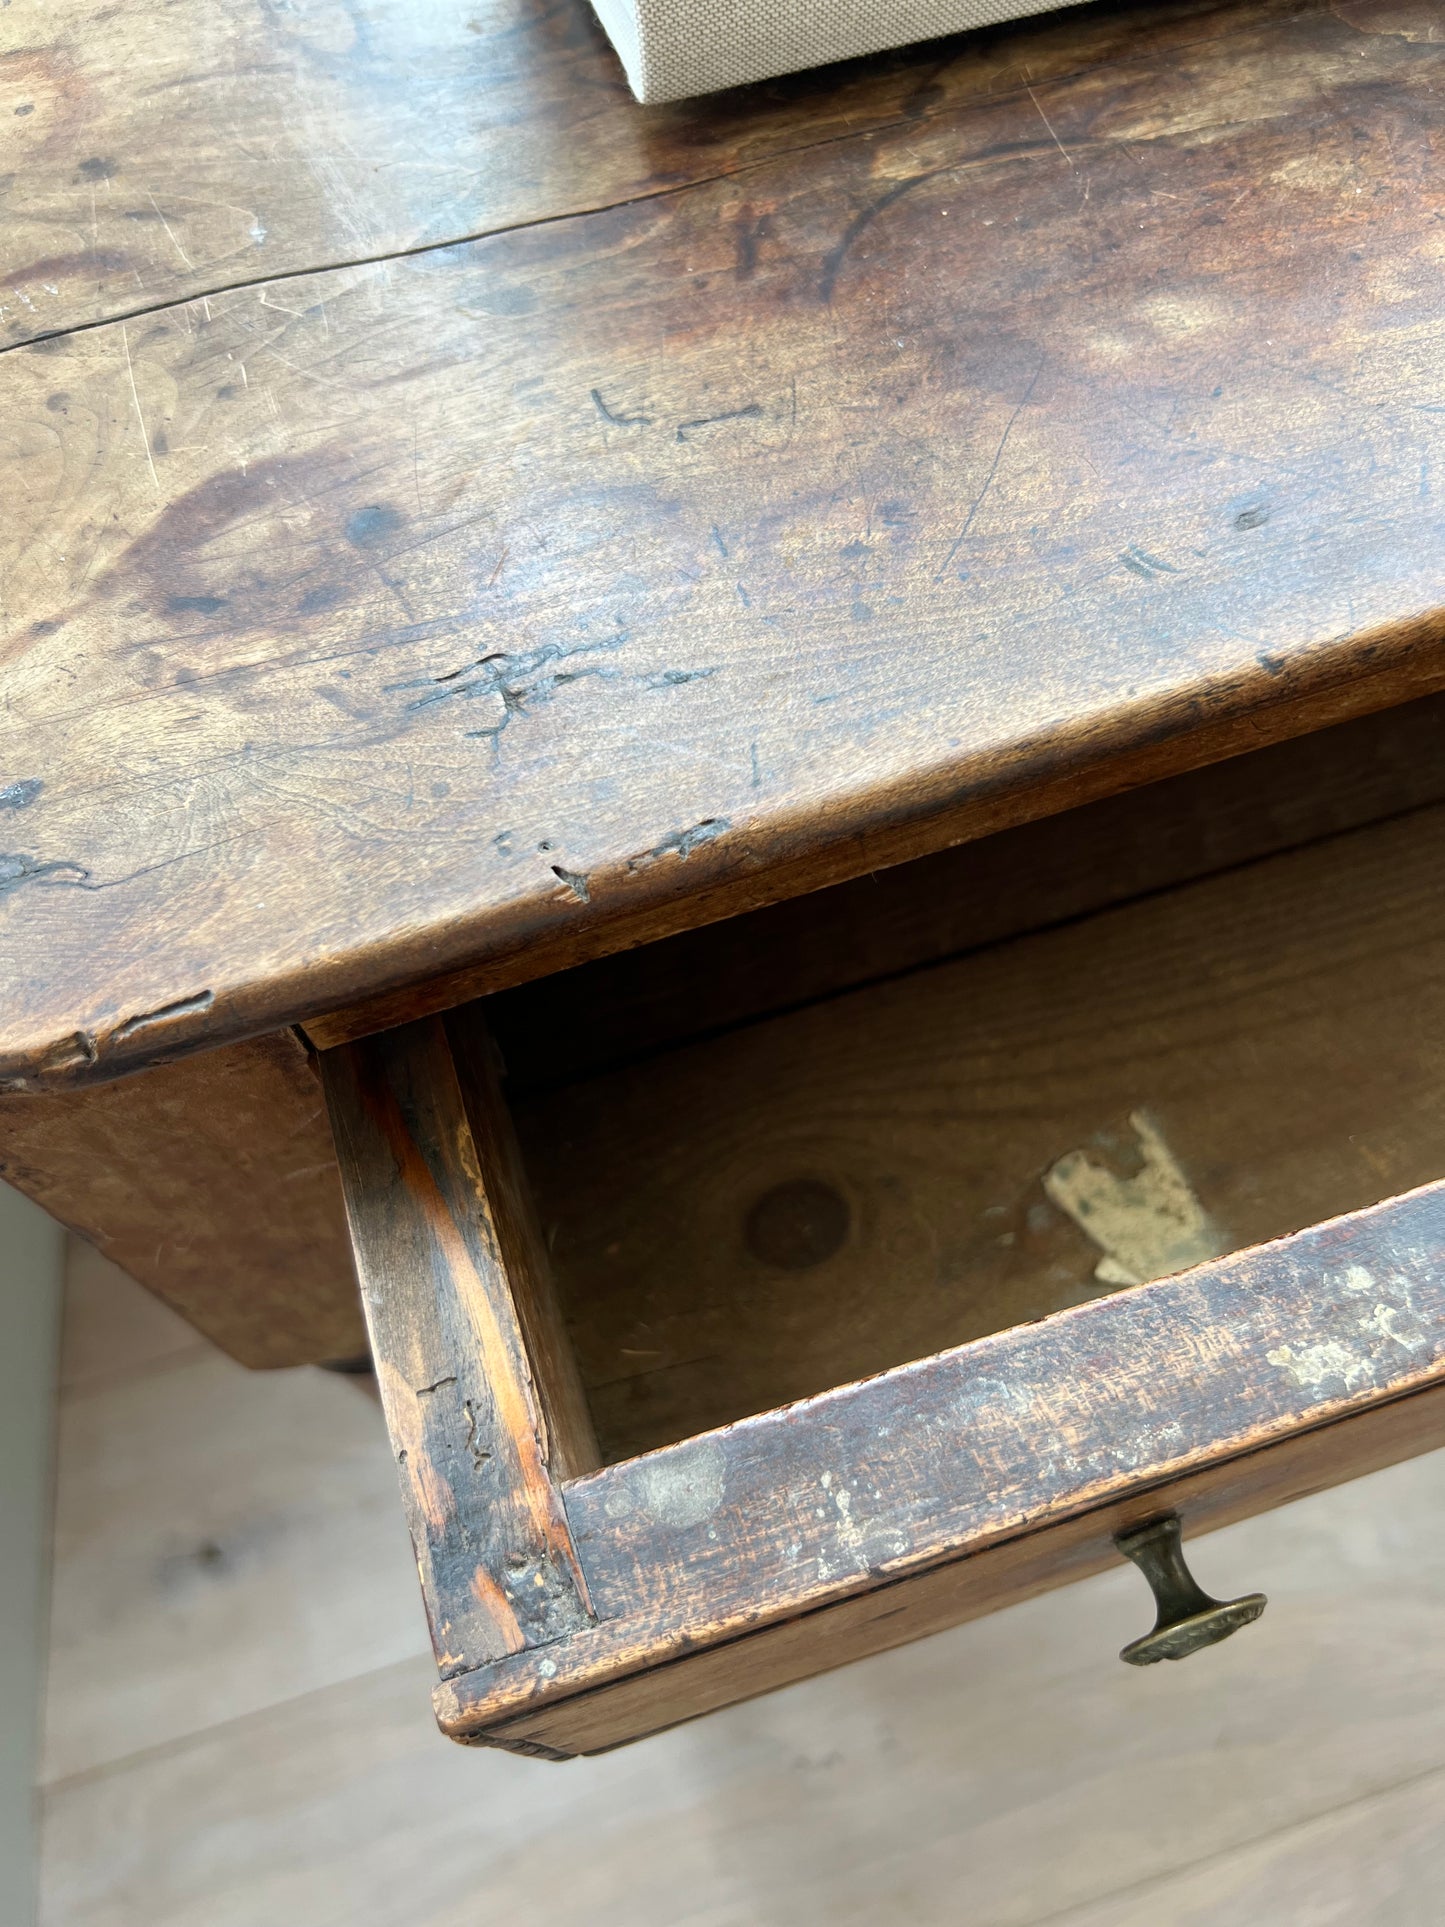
[4, 0, 1285, 344]
[42, 1264, 424, 1783]
[42, 1231, 1445, 1925]
[40, 1437, 1445, 1924]
[1048, 1765, 1445, 1927]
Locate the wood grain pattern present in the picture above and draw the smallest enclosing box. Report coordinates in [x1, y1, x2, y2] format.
[519, 800, 1445, 1458]
[491, 691, 1445, 1093]
[446, 1009, 600, 1479]
[0, 1029, 362, 1368]
[434, 1181, 1445, 1748]
[9, 690, 1437, 1374]
[2, 0, 1271, 345]
[43, 1336, 428, 1784]
[5, 0, 1445, 1087]
[39, 1250, 1445, 1924]
[484, 1380, 1445, 1757]
[322, 1018, 595, 1675]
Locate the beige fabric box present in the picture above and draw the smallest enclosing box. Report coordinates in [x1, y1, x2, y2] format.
[591, 0, 1084, 102]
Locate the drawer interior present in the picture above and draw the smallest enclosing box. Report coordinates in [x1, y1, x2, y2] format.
[479, 695, 1445, 1465]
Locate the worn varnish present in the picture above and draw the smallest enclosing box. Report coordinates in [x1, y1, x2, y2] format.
[563, 1189, 1445, 1640]
[421, 1179, 1445, 1752]
[3, 0, 1269, 346]
[318, 997, 1445, 1755]
[12, 0, 1445, 1763]
[4, 0, 1445, 1088]
[322, 1017, 596, 1673]
[480, 1378, 1445, 1756]
[7, 690, 1439, 1373]
[513, 802, 1445, 1459]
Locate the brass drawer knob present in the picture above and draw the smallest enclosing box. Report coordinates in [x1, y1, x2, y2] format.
[1114, 1514, 1266, 1666]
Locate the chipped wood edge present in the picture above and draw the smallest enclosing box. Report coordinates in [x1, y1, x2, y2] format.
[8, 621, 1442, 1094]
[321, 1020, 595, 1672]
[430, 1179, 1445, 1745]
[478, 1373, 1445, 1756]
[300, 635, 1445, 1053]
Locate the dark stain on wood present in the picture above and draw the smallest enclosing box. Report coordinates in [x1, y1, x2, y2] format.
[429, 1182, 1445, 1750]
[321, 1018, 595, 1671]
[5, 0, 1445, 1087]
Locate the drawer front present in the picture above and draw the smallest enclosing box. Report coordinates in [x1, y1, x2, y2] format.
[322, 1003, 1445, 1757]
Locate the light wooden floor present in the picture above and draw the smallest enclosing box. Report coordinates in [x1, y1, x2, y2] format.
[40, 1241, 1445, 1927]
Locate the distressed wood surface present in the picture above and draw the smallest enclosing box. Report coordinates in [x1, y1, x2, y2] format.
[518, 798, 1445, 1458]
[2, 0, 1260, 346]
[491, 691, 1445, 1094]
[446, 1009, 599, 1479]
[485, 1380, 1445, 1756]
[40, 1251, 1445, 1920]
[4, 0, 1445, 1088]
[5, 689, 1439, 1373]
[322, 1017, 595, 1676]
[432, 1180, 1445, 1747]
[0, 1029, 362, 1368]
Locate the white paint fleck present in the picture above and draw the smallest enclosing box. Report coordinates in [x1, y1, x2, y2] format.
[1044, 1111, 1224, 1287]
[537, 1658, 558, 1678]
[1266, 1340, 1372, 1394]
[1362, 1301, 1430, 1355]
[829, 1484, 869, 1565]
[633, 1438, 725, 1531]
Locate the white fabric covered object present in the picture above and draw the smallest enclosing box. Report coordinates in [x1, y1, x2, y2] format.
[590, 0, 1087, 103]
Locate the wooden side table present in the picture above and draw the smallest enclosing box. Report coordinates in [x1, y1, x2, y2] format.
[5, 0, 1445, 1755]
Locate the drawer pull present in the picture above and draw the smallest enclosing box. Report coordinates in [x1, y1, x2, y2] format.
[1114, 1514, 1266, 1666]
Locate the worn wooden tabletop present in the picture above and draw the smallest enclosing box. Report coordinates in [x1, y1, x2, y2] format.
[3, 0, 1443, 1090]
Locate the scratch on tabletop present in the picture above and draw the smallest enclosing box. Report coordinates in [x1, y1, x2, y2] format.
[259, 344, 350, 392]
[935, 358, 1044, 579]
[1025, 82, 1076, 170]
[146, 189, 194, 270]
[120, 323, 161, 495]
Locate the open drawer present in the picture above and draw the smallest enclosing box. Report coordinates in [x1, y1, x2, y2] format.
[319, 704, 1445, 1758]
